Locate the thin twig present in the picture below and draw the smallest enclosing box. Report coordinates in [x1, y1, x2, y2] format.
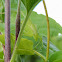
[43, 0, 50, 61]
[34, 50, 46, 62]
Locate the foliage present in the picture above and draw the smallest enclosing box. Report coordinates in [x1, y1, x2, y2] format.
[30, 12, 62, 37]
[0, 0, 5, 23]
[51, 35, 62, 50]
[49, 51, 62, 62]
[0, 19, 59, 62]
[0, 0, 62, 62]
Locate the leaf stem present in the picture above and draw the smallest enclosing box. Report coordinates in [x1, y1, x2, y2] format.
[33, 50, 46, 62]
[43, 0, 50, 61]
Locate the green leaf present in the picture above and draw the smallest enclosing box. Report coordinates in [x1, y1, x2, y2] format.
[41, 36, 59, 57]
[0, 42, 3, 52]
[1, 7, 5, 23]
[0, 34, 15, 53]
[53, 59, 62, 62]
[21, 19, 43, 53]
[17, 20, 59, 56]
[1, 0, 5, 23]
[0, 23, 5, 33]
[49, 51, 62, 62]
[30, 12, 62, 37]
[33, 36, 42, 52]
[0, 51, 4, 59]
[0, 42, 4, 59]
[10, 0, 60, 61]
[16, 38, 34, 55]
[10, 34, 15, 53]
[0, 34, 5, 45]
[10, 0, 44, 59]
[14, 54, 21, 62]
[22, 20, 43, 52]
[0, 0, 5, 23]
[21, 0, 42, 14]
[23, 20, 38, 41]
[42, 36, 59, 52]
[23, 36, 43, 53]
[51, 35, 62, 50]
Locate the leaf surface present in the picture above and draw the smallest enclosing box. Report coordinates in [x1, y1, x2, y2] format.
[23, 20, 38, 41]
[49, 51, 62, 62]
[41, 36, 59, 57]
[16, 38, 34, 55]
[30, 12, 62, 37]
[53, 59, 62, 62]
[21, 0, 42, 14]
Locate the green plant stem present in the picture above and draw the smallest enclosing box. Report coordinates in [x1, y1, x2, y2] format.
[33, 50, 46, 62]
[10, 14, 30, 62]
[43, 0, 50, 61]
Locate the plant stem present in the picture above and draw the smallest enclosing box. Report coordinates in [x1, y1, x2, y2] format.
[16, 0, 21, 41]
[33, 50, 46, 62]
[10, 14, 29, 62]
[43, 0, 50, 61]
[5, 0, 11, 62]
